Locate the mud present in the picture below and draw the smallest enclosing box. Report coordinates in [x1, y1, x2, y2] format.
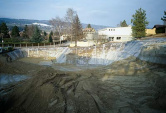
[0, 55, 166, 113]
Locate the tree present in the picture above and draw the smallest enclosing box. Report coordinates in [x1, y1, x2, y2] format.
[0, 24, 1, 34]
[72, 14, 83, 47]
[161, 11, 166, 22]
[11, 25, 20, 37]
[120, 20, 128, 27]
[23, 25, 29, 38]
[0, 22, 9, 38]
[131, 8, 149, 38]
[44, 31, 47, 36]
[64, 8, 77, 41]
[49, 31, 53, 43]
[161, 11, 166, 33]
[31, 26, 43, 43]
[50, 31, 53, 36]
[49, 16, 64, 41]
[23, 25, 35, 39]
[43, 31, 47, 40]
[87, 24, 92, 28]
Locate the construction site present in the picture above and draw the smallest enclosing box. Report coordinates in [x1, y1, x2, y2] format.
[0, 38, 166, 113]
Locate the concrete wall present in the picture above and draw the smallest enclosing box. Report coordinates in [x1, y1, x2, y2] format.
[70, 41, 95, 47]
[22, 47, 71, 61]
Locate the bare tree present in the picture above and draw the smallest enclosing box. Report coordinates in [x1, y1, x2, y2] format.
[25, 25, 35, 39]
[98, 34, 107, 44]
[64, 8, 77, 41]
[49, 16, 64, 45]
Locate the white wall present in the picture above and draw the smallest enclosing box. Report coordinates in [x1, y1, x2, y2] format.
[70, 41, 95, 47]
[98, 26, 133, 42]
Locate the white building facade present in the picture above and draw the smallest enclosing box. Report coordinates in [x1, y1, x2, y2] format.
[98, 26, 133, 42]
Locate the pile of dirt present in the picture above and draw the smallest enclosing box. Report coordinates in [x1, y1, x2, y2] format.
[0, 55, 166, 113]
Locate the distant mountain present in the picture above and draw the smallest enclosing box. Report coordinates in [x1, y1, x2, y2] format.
[0, 18, 109, 32]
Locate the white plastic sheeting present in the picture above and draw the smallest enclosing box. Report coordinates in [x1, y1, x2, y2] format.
[89, 38, 166, 65]
[7, 49, 24, 61]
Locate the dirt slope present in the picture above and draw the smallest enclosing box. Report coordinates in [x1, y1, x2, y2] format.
[0, 55, 166, 113]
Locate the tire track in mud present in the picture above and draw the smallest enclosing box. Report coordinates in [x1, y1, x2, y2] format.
[39, 72, 93, 113]
[82, 81, 107, 113]
[1, 63, 166, 113]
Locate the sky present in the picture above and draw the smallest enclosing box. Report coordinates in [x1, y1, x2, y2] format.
[0, 0, 165, 28]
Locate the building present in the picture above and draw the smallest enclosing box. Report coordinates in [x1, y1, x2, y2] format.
[98, 26, 133, 42]
[83, 28, 96, 40]
[153, 25, 166, 34]
[145, 28, 156, 36]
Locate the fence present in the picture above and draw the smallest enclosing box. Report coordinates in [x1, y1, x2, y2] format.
[0, 40, 67, 48]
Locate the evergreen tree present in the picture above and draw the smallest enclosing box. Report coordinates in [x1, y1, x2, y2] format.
[161, 11, 166, 33]
[0, 24, 1, 33]
[0, 22, 9, 38]
[48, 31, 53, 43]
[120, 20, 128, 27]
[131, 8, 149, 38]
[50, 31, 53, 36]
[23, 25, 29, 38]
[31, 26, 43, 43]
[87, 24, 92, 28]
[161, 11, 166, 22]
[11, 25, 20, 37]
[72, 14, 83, 47]
[44, 31, 47, 36]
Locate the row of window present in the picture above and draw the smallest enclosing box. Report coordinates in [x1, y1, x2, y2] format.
[109, 37, 121, 40]
[109, 29, 115, 31]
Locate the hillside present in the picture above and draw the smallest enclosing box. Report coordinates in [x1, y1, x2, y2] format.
[0, 18, 109, 32]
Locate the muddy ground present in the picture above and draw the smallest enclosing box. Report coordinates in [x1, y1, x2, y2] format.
[0, 55, 166, 113]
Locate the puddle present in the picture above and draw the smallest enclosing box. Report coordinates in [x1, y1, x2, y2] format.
[39, 61, 53, 66]
[0, 74, 31, 85]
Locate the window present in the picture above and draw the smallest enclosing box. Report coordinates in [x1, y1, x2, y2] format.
[109, 29, 115, 31]
[117, 37, 121, 40]
[109, 37, 114, 41]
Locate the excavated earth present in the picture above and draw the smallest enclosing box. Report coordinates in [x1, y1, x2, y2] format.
[0, 55, 166, 113]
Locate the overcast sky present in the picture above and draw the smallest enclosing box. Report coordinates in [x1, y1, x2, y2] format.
[0, 0, 165, 28]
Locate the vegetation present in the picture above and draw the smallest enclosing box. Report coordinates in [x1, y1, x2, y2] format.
[43, 31, 47, 36]
[49, 8, 83, 46]
[50, 31, 53, 36]
[161, 11, 166, 33]
[11, 25, 20, 37]
[49, 31, 53, 43]
[0, 22, 10, 38]
[120, 20, 128, 27]
[49, 16, 64, 40]
[87, 24, 92, 28]
[31, 26, 43, 43]
[161, 11, 166, 22]
[131, 8, 149, 38]
[72, 14, 83, 47]
[64, 8, 77, 39]
[23, 25, 29, 38]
